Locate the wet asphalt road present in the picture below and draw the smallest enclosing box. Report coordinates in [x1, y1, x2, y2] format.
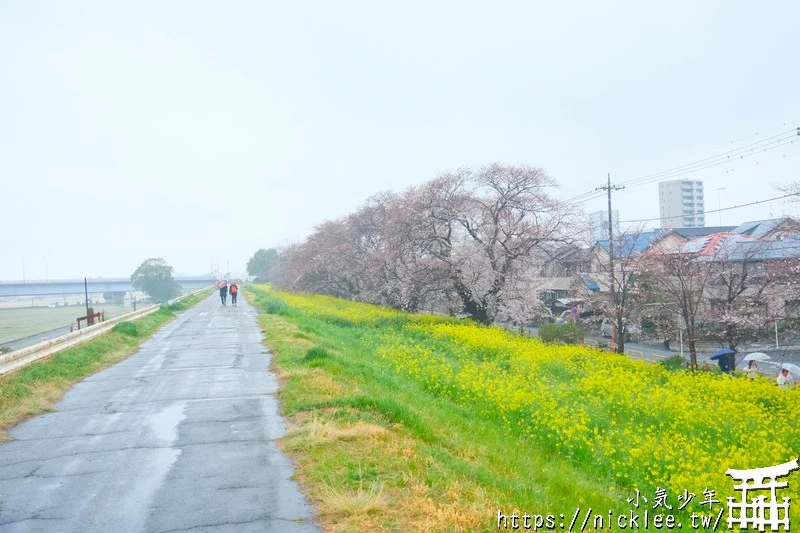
[0, 294, 318, 532]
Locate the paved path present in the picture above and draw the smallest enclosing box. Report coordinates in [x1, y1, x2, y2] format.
[0, 294, 318, 532]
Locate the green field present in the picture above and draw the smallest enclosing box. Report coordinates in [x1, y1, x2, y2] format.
[0, 304, 130, 344]
[248, 286, 800, 532]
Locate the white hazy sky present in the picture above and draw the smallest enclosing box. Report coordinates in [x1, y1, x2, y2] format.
[1, 1, 799, 280]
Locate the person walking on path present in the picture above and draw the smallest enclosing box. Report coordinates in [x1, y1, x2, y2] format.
[219, 282, 228, 306]
[229, 283, 238, 306]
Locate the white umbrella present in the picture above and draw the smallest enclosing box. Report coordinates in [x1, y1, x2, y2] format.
[780, 363, 800, 376]
[743, 352, 771, 362]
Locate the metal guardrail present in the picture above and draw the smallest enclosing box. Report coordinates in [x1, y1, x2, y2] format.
[0, 288, 210, 378]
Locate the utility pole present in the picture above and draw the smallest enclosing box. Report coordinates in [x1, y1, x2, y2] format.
[596, 173, 625, 352]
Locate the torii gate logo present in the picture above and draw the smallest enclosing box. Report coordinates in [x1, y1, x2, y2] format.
[726, 458, 799, 531]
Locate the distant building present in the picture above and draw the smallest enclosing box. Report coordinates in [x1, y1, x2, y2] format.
[659, 179, 705, 228]
[589, 210, 619, 243]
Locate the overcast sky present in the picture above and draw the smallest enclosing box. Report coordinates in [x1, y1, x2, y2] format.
[1, 1, 798, 280]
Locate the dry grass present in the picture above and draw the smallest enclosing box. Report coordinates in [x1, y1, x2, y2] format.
[317, 482, 389, 522]
[393, 479, 488, 532]
[302, 371, 354, 398]
[273, 373, 504, 531]
[0, 381, 65, 442]
[253, 307, 506, 531]
[285, 416, 389, 449]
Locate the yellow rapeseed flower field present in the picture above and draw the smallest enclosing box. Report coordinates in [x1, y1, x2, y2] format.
[380, 321, 800, 504]
[272, 290, 800, 519]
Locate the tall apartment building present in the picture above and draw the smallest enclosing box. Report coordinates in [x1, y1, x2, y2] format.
[659, 179, 705, 228]
[589, 210, 619, 242]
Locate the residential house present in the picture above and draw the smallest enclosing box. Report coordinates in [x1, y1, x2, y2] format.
[539, 245, 592, 312]
[731, 217, 800, 240]
[676, 229, 800, 319]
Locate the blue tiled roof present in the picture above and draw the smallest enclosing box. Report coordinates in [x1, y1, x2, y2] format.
[596, 230, 670, 257]
[581, 273, 600, 291]
[732, 218, 786, 238]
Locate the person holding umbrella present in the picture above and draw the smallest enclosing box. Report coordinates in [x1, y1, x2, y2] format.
[710, 348, 736, 375]
[777, 366, 797, 390]
[219, 280, 228, 306]
[743, 352, 770, 380]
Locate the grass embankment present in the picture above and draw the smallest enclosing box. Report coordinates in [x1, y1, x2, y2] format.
[248, 286, 800, 532]
[0, 290, 211, 442]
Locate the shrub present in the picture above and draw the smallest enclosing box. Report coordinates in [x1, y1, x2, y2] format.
[304, 346, 329, 361]
[112, 321, 139, 337]
[538, 322, 585, 345]
[265, 299, 289, 315]
[658, 354, 686, 371]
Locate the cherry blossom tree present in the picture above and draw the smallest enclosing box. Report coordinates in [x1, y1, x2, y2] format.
[409, 164, 581, 324]
[580, 227, 669, 353]
[706, 244, 800, 351]
[352, 191, 449, 312]
[641, 246, 716, 371]
[497, 262, 553, 333]
[285, 217, 370, 298]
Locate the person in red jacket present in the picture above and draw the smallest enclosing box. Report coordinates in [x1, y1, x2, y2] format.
[229, 283, 238, 306]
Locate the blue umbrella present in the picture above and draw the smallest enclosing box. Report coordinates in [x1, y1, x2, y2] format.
[710, 348, 736, 360]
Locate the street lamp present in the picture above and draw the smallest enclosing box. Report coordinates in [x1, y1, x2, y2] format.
[43, 257, 48, 282]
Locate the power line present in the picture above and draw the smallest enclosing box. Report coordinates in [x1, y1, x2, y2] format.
[562, 122, 800, 208]
[619, 135, 799, 189]
[618, 192, 799, 223]
[563, 136, 797, 208]
[619, 129, 797, 188]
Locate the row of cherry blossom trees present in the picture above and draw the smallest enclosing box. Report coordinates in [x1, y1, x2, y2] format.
[260, 167, 800, 369]
[650, 243, 800, 370]
[579, 229, 800, 368]
[271, 164, 583, 324]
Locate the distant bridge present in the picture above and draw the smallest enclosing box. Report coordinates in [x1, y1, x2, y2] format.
[0, 277, 215, 298]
